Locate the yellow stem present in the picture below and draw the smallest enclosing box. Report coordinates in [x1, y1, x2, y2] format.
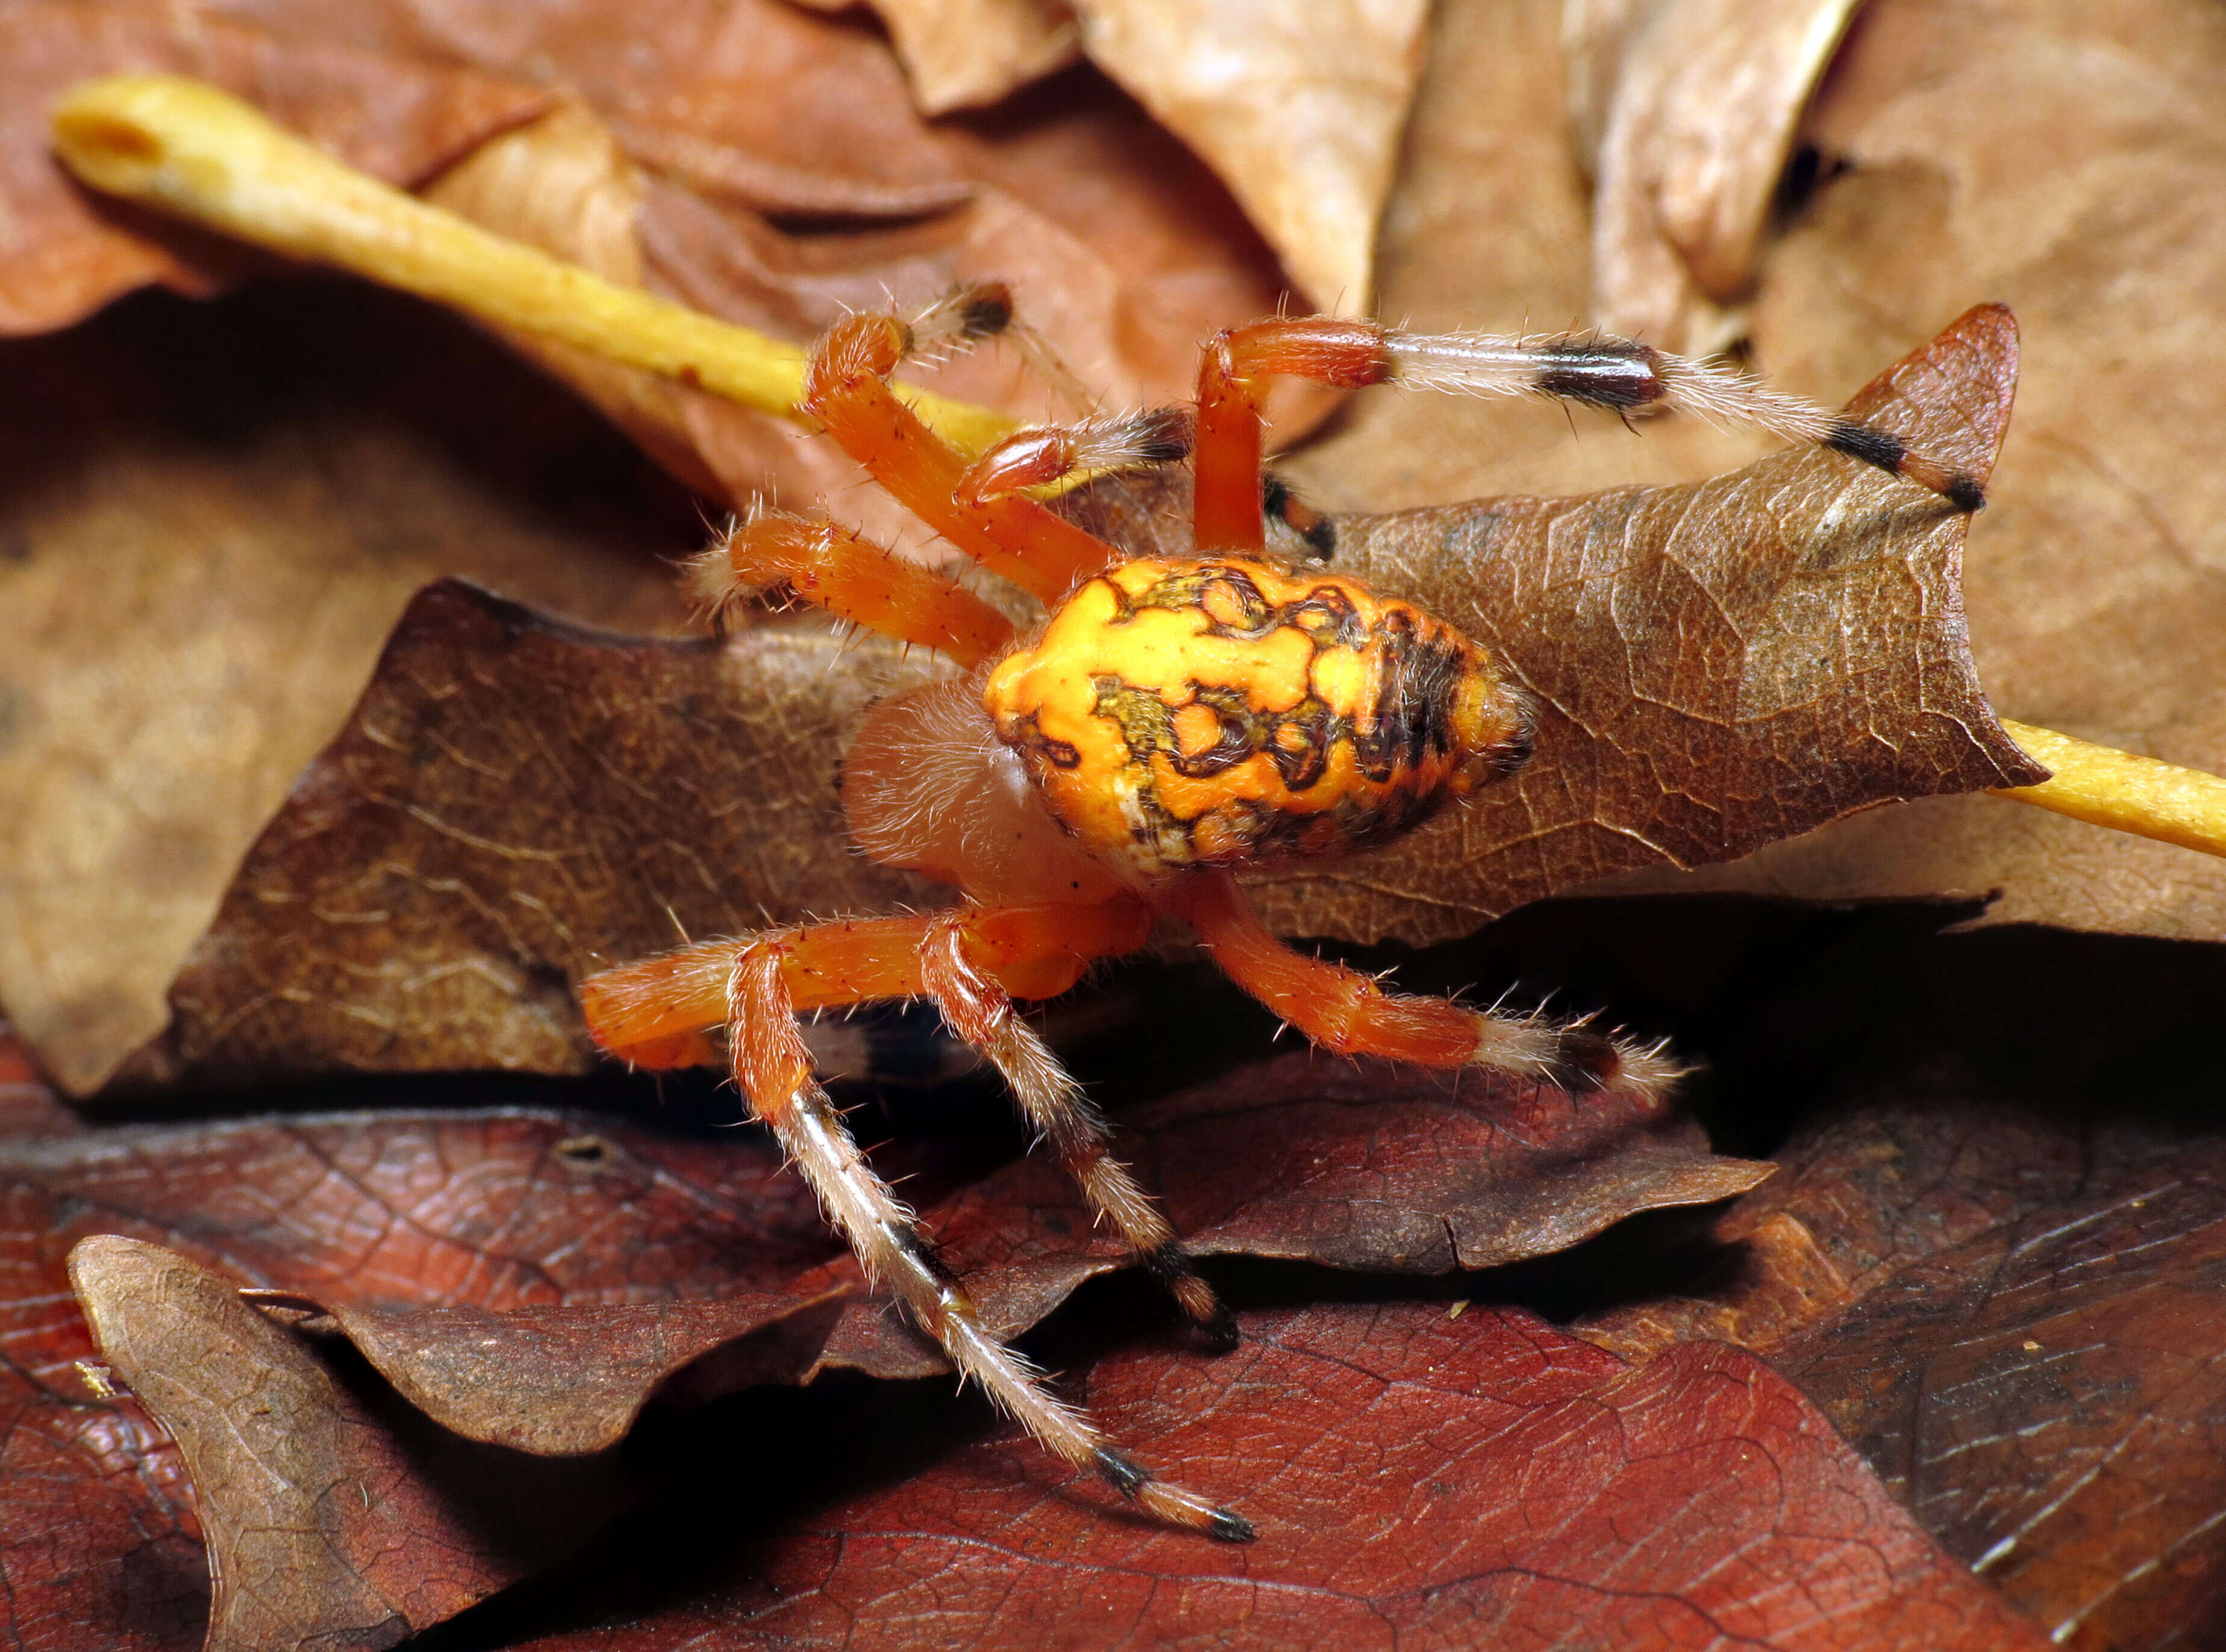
[49, 74, 1017, 456]
[1993, 721, 2226, 860]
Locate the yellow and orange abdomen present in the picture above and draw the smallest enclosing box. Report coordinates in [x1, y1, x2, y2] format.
[983, 557, 1533, 884]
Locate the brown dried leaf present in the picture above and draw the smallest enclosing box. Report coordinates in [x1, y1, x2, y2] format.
[1622, 0, 2226, 941]
[1554, 913, 2226, 1649]
[116, 579, 937, 1085]
[1574, 0, 1863, 353]
[828, 0, 1083, 115]
[1067, 0, 1431, 313]
[0, 0, 547, 335]
[493, 1303, 2046, 1651]
[1299, 0, 2226, 943]
[1774, 1142, 2226, 1652]
[1258, 302, 2038, 943]
[125, 294, 2031, 1076]
[318, 1292, 852, 1456]
[68, 1236, 621, 1652]
[0, 287, 700, 1097]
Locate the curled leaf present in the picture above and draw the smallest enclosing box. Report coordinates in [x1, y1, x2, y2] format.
[1068, 0, 1431, 314]
[103, 309, 2036, 1082]
[1573, 0, 1863, 352]
[68, 1236, 616, 1652]
[1267, 302, 2039, 943]
[815, 0, 1082, 115]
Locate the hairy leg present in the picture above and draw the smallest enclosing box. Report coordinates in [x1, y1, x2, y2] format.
[916, 915, 1237, 1348]
[687, 507, 1015, 665]
[800, 290, 1123, 603]
[1172, 316, 1987, 556]
[719, 926, 1251, 1539]
[1176, 871, 1684, 1102]
[580, 899, 1155, 1067]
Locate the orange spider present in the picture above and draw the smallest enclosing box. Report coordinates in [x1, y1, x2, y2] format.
[578, 287, 1983, 1540]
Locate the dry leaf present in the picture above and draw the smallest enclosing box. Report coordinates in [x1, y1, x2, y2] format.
[104, 308, 2032, 1082]
[471, 1303, 2047, 1651]
[0, 1036, 206, 1651]
[1553, 906, 2226, 1650]
[837, 1052, 1772, 1351]
[0, 287, 701, 1097]
[68, 1236, 621, 1652]
[1297, 0, 2226, 943]
[1069, 0, 1430, 314]
[1574, 0, 1863, 353]
[1266, 303, 2037, 941]
[825, 0, 1083, 114]
[1778, 1143, 2226, 1652]
[116, 580, 937, 1086]
[1622, 0, 2226, 941]
[6, 1039, 1765, 1395]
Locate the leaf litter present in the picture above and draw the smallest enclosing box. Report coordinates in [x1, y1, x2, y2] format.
[0, 0, 2222, 1645]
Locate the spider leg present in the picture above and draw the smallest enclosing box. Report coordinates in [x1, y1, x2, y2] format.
[917, 915, 1239, 1350]
[1177, 871, 1686, 1103]
[1187, 316, 1987, 557]
[692, 921, 1251, 1540]
[687, 506, 1015, 665]
[580, 900, 1155, 1067]
[801, 288, 1125, 603]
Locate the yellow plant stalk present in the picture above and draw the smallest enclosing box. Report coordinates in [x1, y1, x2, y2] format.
[46, 75, 2226, 865]
[49, 73, 1018, 457]
[1993, 722, 2226, 859]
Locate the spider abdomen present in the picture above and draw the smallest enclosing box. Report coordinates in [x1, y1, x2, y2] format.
[984, 556, 1534, 883]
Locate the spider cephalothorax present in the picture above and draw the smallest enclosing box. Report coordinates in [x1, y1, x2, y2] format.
[579, 285, 1982, 1540]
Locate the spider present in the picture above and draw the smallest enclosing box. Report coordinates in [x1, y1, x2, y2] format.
[577, 286, 1983, 1541]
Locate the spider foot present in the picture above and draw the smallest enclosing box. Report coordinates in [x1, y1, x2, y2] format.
[1096, 1447, 1256, 1542]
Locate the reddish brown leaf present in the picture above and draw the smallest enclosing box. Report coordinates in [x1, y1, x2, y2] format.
[0, 1047, 206, 1651]
[0, 1395, 206, 1652]
[1771, 1150, 2226, 1652]
[905, 1053, 1769, 1345]
[494, 1303, 2048, 1651]
[1559, 915, 2226, 1650]
[2, 1051, 1764, 1382]
[1, 1106, 842, 1312]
